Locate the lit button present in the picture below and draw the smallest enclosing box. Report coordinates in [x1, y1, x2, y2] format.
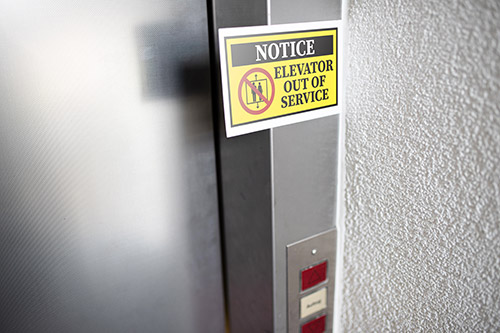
[301, 315, 326, 333]
[300, 287, 327, 319]
[301, 261, 327, 291]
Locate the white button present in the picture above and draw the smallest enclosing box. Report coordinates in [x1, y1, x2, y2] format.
[300, 287, 327, 319]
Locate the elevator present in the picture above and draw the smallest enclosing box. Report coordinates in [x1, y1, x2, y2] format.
[0, 0, 344, 332]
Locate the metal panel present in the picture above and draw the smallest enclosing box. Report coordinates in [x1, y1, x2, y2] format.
[210, 0, 342, 331]
[208, 0, 274, 332]
[0, 1, 224, 332]
[271, 1, 342, 331]
[271, 0, 341, 24]
[273, 115, 340, 331]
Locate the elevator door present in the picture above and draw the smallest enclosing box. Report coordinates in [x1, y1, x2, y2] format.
[0, 1, 224, 332]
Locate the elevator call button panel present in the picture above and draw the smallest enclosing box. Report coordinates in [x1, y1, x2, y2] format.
[287, 229, 336, 332]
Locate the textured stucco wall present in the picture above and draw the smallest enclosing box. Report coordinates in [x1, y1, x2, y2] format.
[343, 0, 500, 331]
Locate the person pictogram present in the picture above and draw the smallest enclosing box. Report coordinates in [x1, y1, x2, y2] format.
[245, 74, 269, 109]
[238, 68, 275, 115]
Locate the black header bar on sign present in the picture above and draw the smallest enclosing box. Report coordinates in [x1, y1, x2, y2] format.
[230, 35, 333, 67]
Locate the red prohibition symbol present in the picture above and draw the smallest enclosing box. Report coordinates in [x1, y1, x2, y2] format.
[238, 68, 275, 115]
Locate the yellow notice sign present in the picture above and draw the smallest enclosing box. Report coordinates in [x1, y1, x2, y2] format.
[219, 21, 343, 137]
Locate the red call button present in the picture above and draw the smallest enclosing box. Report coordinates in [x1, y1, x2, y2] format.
[301, 260, 327, 291]
[301, 315, 326, 333]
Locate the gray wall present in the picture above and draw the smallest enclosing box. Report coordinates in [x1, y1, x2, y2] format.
[343, 0, 499, 331]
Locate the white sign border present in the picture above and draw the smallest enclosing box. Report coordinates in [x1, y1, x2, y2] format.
[218, 20, 343, 138]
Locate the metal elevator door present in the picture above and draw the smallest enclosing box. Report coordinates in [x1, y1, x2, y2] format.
[0, 1, 224, 332]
